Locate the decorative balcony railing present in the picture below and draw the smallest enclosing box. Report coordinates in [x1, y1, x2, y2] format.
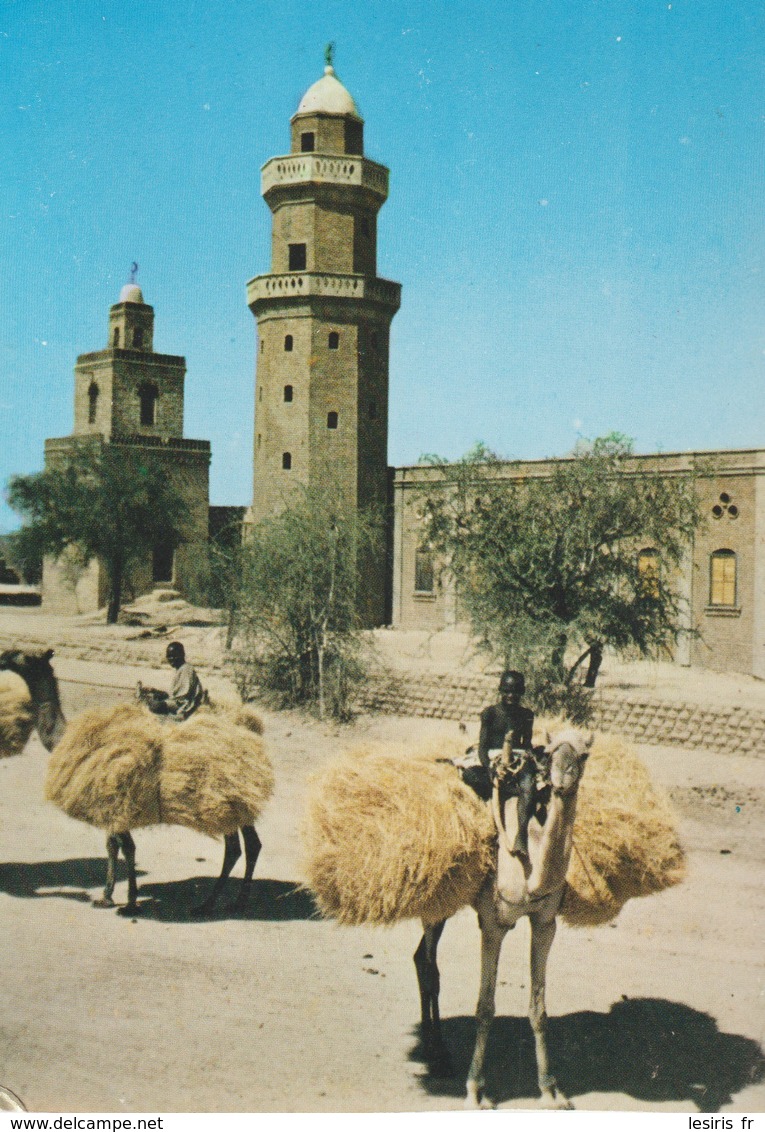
[261, 154, 389, 198]
[247, 272, 401, 310]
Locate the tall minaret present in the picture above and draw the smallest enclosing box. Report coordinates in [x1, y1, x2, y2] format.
[247, 54, 401, 624]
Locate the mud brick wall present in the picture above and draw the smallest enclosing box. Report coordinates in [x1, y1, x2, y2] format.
[359, 671, 765, 755]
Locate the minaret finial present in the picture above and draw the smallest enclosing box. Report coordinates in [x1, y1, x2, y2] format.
[324, 42, 335, 70]
[129, 261, 139, 284]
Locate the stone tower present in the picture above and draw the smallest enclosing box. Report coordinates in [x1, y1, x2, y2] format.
[247, 61, 401, 624]
[42, 282, 211, 614]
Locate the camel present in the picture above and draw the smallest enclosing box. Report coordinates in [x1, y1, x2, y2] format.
[305, 727, 593, 1109]
[0, 647, 272, 918]
[416, 728, 592, 1108]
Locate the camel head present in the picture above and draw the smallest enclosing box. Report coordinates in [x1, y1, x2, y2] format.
[545, 728, 593, 797]
[0, 648, 66, 752]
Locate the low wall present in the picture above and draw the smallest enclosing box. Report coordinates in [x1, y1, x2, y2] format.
[2, 629, 763, 754]
[360, 671, 765, 755]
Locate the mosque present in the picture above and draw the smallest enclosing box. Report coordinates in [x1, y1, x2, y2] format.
[42, 62, 765, 679]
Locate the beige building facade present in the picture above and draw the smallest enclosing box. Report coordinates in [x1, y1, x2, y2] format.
[391, 449, 765, 679]
[42, 284, 210, 614]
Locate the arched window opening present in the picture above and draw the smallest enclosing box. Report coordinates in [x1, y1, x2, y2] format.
[138, 382, 159, 427]
[133, 327, 144, 348]
[328, 331, 340, 350]
[368, 399, 378, 420]
[710, 550, 737, 607]
[414, 547, 435, 594]
[284, 334, 294, 352]
[282, 452, 292, 470]
[113, 327, 120, 347]
[637, 548, 660, 597]
[284, 385, 293, 402]
[327, 411, 338, 429]
[87, 382, 99, 425]
[301, 131, 315, 152]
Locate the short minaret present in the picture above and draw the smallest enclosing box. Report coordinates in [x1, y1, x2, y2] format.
[73, 281, 185, 439]
[247, 56, 401, 624]
[43, 277, 210, 615]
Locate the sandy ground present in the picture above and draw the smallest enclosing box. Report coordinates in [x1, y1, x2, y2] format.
[1, 646, 764, 1115]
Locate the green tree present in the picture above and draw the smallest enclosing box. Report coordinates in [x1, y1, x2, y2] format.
[6, 440, 187, 624]
[228, 487, 380, 721]
[419, 434, 702, 717]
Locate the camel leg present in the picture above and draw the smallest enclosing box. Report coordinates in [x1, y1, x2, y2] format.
[191, 831, 242, 917]
[528, 915, 572, 1109]
[229, 825, 261, 911]
[465, 920, 507, 1109]
[92, 835, 120, 908]
[116, 832, 140, 916]
[413, 920, 453, 1076]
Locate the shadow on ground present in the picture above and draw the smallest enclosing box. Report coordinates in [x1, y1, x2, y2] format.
[125, 876, 319, 923]
[0, 857, 139, 900]
[411, 998, 765, 1112]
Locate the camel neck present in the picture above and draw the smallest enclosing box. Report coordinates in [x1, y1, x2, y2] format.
[527, 789, 579, 897]
[25, 677, 67, 752]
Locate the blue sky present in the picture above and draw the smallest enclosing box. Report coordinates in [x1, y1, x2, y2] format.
[1, 0, 763, 532]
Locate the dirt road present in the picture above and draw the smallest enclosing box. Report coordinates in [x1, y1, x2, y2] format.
[1, 666, 763, 1113]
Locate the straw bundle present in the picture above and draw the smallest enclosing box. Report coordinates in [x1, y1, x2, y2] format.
[0, 671, 35, 758]
[303, 738, 496, 927]
[160, 712, 273, 837]
[561, 733, 686, 927]
[45, 704, 163, 832]
[45, 702, 273, 839]
[202, 700, 265, 736]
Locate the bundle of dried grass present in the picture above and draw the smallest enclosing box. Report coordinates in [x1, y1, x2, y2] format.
[161, 712, 274, 837]
[45, 702, 273, 839]
[561, 733, 686, 927]
[45, 704, 164, 832]
[201, 700, 265, 736]
[0, 671, 35, 758]
[303, 738, 496, 927]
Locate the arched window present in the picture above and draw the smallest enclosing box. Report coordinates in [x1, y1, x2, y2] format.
[133, 327, 144, 348]
[301, 131, 315, 152]
[414, 546, 435, 594]
[328, 331, 340, 350]
[282, 452, 292, 470]
[284, 385, 293, 402]
[87, 382, 99, 425]
[637, 548, 660, 597]
[284, 335, 293, 352]
[327, 411, 338, 429]
[138, 382, 159, 427]
[113, 327, 120, 347]
[710, 550, 736, 606]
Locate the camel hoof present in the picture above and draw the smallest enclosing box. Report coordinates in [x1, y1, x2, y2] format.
[464, 1091, 494, 1110]
[92, 897, 115, 909]
[541, 1090, 573, 1110]
[117, 903, 141, 917]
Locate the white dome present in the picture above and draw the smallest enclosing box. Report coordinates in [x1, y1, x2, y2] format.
[119, 283, 144, 303]
[295, 66, 362, 119]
